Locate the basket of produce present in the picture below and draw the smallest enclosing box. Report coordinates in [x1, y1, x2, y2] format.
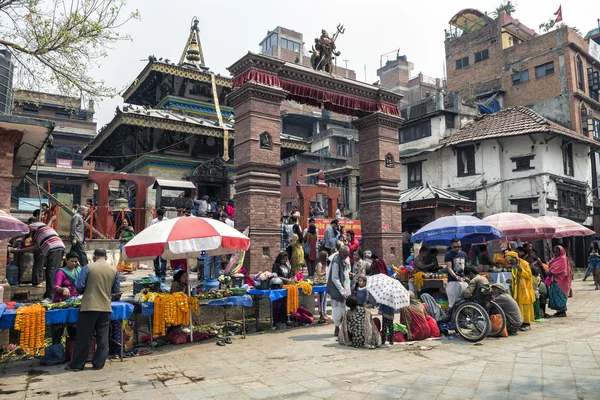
[231, 287, 248, 296]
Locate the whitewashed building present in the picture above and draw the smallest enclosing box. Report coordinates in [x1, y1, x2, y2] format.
[400, 105, 598, 226]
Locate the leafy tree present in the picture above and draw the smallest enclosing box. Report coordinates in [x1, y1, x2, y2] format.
[0, 0, 139, 101]
[539, 19, 580, 35]
[491, 1, 517, 19]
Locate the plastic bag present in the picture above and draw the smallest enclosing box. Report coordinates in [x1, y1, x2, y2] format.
[490, 314, 508, 337]
[39, 344, 65, 366]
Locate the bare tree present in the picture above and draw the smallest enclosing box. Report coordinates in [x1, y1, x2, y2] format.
[0, 0, 139, 101]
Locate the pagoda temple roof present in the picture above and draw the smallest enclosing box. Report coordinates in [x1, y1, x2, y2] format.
[400, 183, 474, 205]
[83, 105, 309, 160]
[122, 61, 232, 105]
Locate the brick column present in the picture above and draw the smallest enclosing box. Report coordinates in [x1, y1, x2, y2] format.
[354, 112, 403, 266]
[228, 82, 287, 273]
[0, 130, 24, 282]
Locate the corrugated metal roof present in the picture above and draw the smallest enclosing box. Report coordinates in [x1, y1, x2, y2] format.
[400, 183, 474, 203]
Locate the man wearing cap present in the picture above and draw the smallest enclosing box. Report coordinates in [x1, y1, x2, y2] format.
[491, 283, 523, 335]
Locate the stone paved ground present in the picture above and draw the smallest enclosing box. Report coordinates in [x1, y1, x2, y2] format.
[1, 279, 600, 400]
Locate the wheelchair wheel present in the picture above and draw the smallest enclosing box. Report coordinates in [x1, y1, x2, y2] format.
[453, 302, 490, 342]
[487, 301, 507, 337]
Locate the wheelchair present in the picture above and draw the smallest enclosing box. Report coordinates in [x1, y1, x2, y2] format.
[446, 286, 507, 342]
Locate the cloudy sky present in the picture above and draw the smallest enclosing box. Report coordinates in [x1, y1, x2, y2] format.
[93, 0, 598, 127]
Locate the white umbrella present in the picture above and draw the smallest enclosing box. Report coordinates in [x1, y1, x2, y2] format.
[366, 274, 410, 310]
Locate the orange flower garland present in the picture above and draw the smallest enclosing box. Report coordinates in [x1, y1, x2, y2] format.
[152, 293, 200, 336]
[283, 285, 298, 315]
[14, 304, 46, 356]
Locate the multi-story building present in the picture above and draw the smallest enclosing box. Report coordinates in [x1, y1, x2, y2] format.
[444, 8, 600, 231]
[11, 90, 98, 229]
[377, 54, 443, 105]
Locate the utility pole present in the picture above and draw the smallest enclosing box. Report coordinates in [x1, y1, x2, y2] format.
[364, 65, 367, 82]
[343, 59, 349, 78]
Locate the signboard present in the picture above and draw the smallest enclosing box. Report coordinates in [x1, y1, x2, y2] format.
[590, 40, 600, 63]
[18, 198, 48, 211]
[314, 218, 362, 239]
[56, 158, 72, 169]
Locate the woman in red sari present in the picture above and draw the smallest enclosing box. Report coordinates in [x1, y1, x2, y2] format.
[547, 245, 572, 317]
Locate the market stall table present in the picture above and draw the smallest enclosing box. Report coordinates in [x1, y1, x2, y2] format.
[0, 302, 134, 360]
[409, 278, 447, 294]
[247, 288, 287, 331]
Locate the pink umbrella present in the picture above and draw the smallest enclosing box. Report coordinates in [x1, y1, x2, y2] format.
[123, 217, 250, 261]
[0, 210, 28, 240]
[537, 216, 594, 238]
[482, 212, 555, 241]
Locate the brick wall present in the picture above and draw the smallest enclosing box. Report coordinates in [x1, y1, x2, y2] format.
[280, 162, 321, 214]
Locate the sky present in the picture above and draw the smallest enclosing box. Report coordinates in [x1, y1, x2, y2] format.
[92, 0, 599, 128]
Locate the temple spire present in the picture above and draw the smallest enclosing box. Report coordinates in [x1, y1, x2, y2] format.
[179, 17, 207, 70]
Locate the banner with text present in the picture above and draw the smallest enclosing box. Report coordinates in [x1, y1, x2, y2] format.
[314, 219, 362, 239]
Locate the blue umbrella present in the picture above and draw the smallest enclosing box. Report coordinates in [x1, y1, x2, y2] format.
[410, 215, 503, 246]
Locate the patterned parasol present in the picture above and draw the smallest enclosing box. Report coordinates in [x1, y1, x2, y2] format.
[366, 274, 410, 310]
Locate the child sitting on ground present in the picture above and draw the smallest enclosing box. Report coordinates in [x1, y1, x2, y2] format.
[379, 303, 395, 347]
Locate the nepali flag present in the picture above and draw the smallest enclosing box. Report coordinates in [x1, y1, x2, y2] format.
[554, 5, 563, 23]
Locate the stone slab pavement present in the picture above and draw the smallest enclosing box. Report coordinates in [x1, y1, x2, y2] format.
[1, 280, 600, 400]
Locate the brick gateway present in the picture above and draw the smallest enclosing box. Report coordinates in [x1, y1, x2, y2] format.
[227, 52, 404, 272]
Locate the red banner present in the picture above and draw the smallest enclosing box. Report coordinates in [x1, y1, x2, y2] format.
[56, 158, 72, 169]
[314, 218, 362, 239]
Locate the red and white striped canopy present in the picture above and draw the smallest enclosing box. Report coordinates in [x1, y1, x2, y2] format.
[537, 216, 594, 238]
[482, 212, 556, 241]
[123, 217, 250, 261]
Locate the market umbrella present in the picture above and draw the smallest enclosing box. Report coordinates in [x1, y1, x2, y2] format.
[224, 227, 250, 275]
[482, 212, 555, 241]
[123, 217, 250, 261]
[537, 216, 594, 238]
[366, 274, 410, 310]
[410, 215, 503, 246]
[0, 210, 28, 240]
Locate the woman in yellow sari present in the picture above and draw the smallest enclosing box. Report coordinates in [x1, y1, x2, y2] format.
[505, 250, 535, 330]
[290, 225, 305, 276]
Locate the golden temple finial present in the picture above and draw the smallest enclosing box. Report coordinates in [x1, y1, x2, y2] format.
[179, 17, 207, 70]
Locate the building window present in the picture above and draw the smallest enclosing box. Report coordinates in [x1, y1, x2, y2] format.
[337, 142, 350, 157]
[55, 111, 71, 119]
[445, 114, 455, 129]
[261, 33, 278, 53]
[512, 70, 529, 85]
[407, 162, 423, 188]
[285, 202, 293, 215]
[455, 57, 469, 70]
[535, 62, 555, 78]
[593, 118, 600, 141]
[562, 141, 574, 177]
[581, 105, 590, 136]
[576, 56, 585, 91]
[589, 67, 600, 102]
[511, 155, 535, 171]
[45, 144, 84, 167]
[306, 168, 320, 185]
[510, 198, 535, 214]
[457, 146, 476, 177]
[21, 107, 39, 115]
[280, 38, 300, 52]
[285, 170, 292, 187]
[474, 49, 489, 63]
[399, 120, 431, 143]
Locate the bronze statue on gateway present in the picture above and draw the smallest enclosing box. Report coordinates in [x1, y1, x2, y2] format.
[310, 24, 345, 73]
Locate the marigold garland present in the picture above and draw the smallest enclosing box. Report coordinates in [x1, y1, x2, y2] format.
[414, 272, 424, 291]
[152, 293, 199, 336]
[14, 304, 46, 356]
[283, 284, 298, 315]
[297, 281, 313, 295]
